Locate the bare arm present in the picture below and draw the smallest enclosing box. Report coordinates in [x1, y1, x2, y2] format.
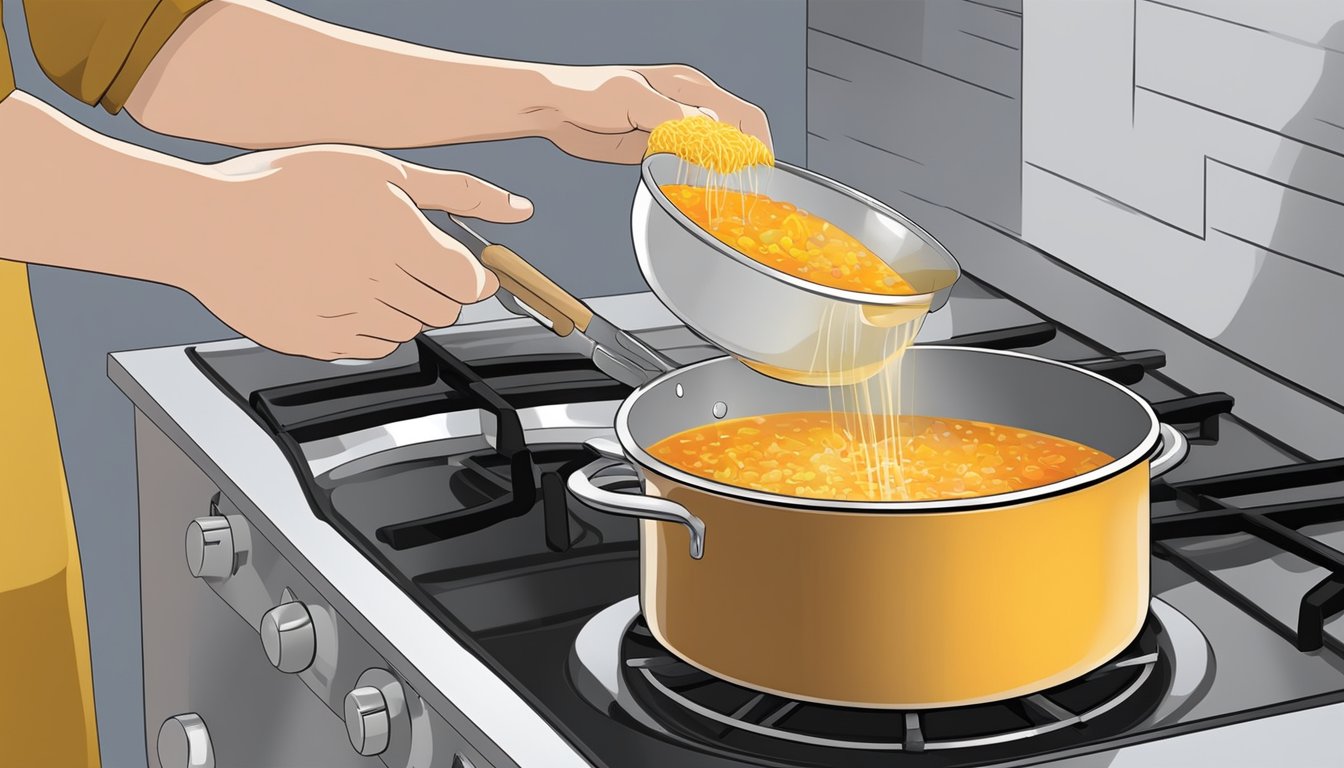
[123, 0, 771, 160]
[1, 90, 529, 360]
[1, 91, 219, 287]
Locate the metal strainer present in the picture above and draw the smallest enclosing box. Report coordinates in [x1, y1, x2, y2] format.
[631, 154, 961, 385]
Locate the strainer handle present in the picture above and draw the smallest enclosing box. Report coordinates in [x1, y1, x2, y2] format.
[481, 244, 593, 337]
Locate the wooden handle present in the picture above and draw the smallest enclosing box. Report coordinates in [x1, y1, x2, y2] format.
[480, 244, 593, 337]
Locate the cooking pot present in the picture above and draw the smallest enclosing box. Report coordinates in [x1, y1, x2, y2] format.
[568, 347, 1188, 709]
[632, 154, 961, 385]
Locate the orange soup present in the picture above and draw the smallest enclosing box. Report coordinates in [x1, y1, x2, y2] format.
[648, 412, 1112, 501]
[661, 184, 917, 296]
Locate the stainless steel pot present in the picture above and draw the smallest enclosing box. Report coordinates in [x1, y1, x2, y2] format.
[568, 348, 1188, 709]
[631, 155, 962, 385]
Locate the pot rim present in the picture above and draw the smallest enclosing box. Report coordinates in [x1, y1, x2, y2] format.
[613, 346, 1162, 513]
[638, 155, 962, 307]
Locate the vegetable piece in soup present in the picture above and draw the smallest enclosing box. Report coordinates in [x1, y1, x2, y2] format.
[648, 412, 1113, 501]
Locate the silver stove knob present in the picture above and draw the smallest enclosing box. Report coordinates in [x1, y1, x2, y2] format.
[185, 517, 234, 579]
[259, 601, 316, 673]
[344, 686, 390, 756]
[157, 713, 214, 768]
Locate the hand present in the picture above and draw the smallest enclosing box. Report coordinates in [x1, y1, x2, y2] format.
[182, 145, 532, 360]
[539, 64, 773, 164]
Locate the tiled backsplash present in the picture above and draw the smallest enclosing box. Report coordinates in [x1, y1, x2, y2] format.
[806, 0, 1342, 425]
[806, 0, 1023, 233]
[1022, 0, 1342, 410]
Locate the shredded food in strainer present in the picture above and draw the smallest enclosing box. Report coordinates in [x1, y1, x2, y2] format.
[645, 115, 773, 174]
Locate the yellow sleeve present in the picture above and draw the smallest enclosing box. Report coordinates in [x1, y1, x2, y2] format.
[1, 5, 15, 104]
[21, 0, 213, 113]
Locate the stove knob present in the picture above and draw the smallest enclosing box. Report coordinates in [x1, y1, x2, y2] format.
[157, 713, 214, 768]
[184, 517, 234, 579]
[259, 601, 316, 673]
[344, 686, 390, 756]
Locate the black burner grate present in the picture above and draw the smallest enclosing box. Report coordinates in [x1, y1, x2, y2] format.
[938, 321, 1059, 350]
[195, 335, 635, 555]
[1152, 459, 1344, 653]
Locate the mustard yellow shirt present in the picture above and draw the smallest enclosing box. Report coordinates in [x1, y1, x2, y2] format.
[2, 3, 209, 765]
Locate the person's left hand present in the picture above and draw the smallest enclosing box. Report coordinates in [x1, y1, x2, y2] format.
[538, 64, 772, 164]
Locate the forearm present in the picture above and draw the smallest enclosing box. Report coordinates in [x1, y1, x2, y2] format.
[124, 0, 564, 150]
[0, 92, 217, 288]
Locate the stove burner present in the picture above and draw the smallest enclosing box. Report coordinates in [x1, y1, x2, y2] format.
[571, 597, 1211, 764]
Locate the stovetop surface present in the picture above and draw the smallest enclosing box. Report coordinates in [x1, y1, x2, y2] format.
[189, 274, 1344, 767]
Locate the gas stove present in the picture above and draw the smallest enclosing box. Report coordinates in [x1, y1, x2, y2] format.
[110, 274, 1344, 768]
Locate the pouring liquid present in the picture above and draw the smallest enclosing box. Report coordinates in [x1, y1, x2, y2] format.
[661, 178, 937, 498]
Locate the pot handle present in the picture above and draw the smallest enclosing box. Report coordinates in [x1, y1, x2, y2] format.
[568, 438, 706, 560]
[1150, 423, 1190, 479]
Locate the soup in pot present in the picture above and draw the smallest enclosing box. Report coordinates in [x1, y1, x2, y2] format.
[648, 412, 1112, 502]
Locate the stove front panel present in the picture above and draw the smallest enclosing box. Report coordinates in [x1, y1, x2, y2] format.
[135, 410, 492, 768]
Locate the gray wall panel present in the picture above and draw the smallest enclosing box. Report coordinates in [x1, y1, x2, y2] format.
[1207, 161, 1344, 278]
[809, 0, 1342, 445]
[809, 0, 1020, 97]
[1137, 1, 1344, 158]
[1021, 0, 1344, 417]
[807, 0, 926, 64]
[805, 1, 1022, 232]
[1156, 0, 1344, 45]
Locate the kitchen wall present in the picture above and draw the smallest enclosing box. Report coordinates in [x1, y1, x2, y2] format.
[806, 0, 1023, 233]
[805, 0, 1344, 455]
[1019, 0, 1344, 443]
[2, 2, 804, 766]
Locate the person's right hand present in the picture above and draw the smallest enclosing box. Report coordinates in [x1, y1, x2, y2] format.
[182, 145, 533, 360]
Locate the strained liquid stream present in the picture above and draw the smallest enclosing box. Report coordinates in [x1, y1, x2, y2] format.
[646, 118, 986, 499]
